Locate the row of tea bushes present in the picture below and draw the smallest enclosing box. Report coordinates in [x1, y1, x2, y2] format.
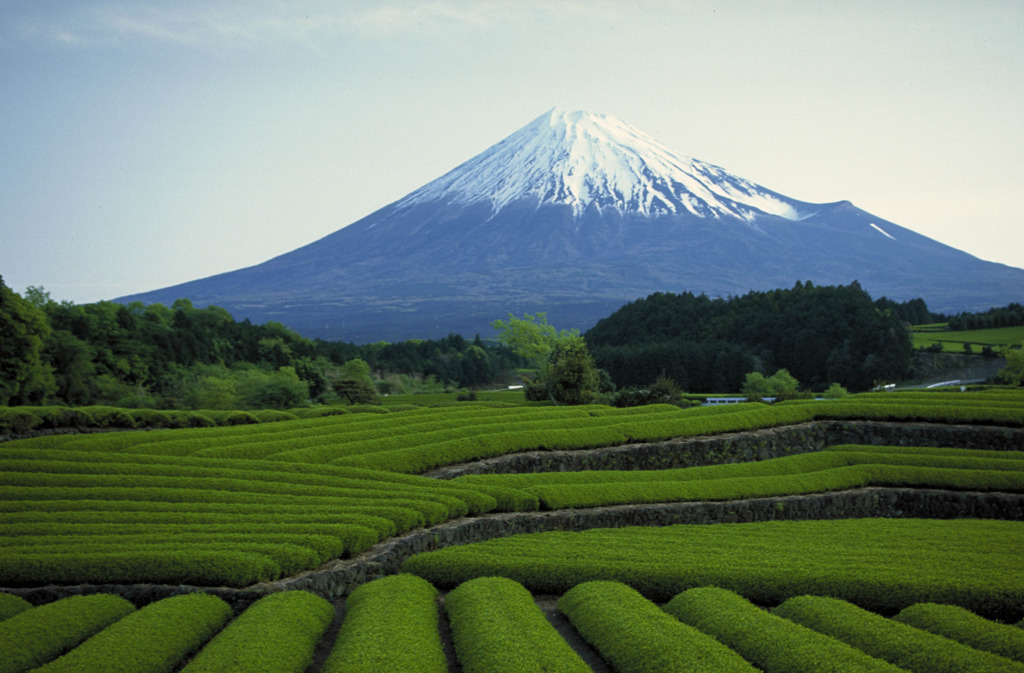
[6, 579, 1022, 673]
[671, 590, 905, 671]
[558, 581, 756, 672]
[444, 577, 590, 673]
[7, 394, 1022, 475]
[0, 591, 331, 673]
[402, 518, 1024, 620]
[892, 602, 1024, 662]
[331, 395, 1024, 473]
[0, 594, 135, 673]
[2, 404, 651, 456]
[31, 593, 232, 673]
[0, 443, 517, 587]
[182, 591, 334, 673]
[0, 549, 285, 587]
[0, 404, 383, 436]
[665, 586, 902, 672]
[322, 574, 445, 673]
[5, 441, 1020, 587]
[772, 595, 1024, 673]
[0, 445, 517, 513]
[0, 593, 31, 620]
[457, 444, 1024, 489]
[454, 445, 1024, 509]
[525, 463, 1024, 510]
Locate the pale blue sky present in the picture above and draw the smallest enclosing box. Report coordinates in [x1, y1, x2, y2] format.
[2, 1, 1022, 306]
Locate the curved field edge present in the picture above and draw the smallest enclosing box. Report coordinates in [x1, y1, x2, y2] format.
[3, 424, 1023, 592]
[402, 518, 1024, 621]
[5, 486, 1022, 608]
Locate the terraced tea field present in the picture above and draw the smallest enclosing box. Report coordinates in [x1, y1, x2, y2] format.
[1, 388, 1023, 670]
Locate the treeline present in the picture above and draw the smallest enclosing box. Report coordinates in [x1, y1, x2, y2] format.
[947, 302, 1024, 331]
[585, 281, 917, 393]
[0, 278, 522, 409]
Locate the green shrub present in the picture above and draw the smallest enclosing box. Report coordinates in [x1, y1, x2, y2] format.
[665, 587, 901, 672]
[0, 594, 135, 673]
[0, 549, 280, 587]
[0, 408, 42, 435]
[444, 576, 589, 673]
[0, 593, 32, 621]
[893, 602, 1024, 662]
[78, 406, 137, 428]
[162, 411, 216, 428]
[346, 404, 388, 414]
[28, 406, 92, 429]
[774, 595, 1024, 673]
[289, 406, 349, 418]
[127, 408, 175, 429]
[254, 410, 300, 423]
[200, 410, 260, 425]
[35, 593, 232, 673]
[559, 581, 755, 672]
[2, 521, 378, 562]
[183, 591, 334, 673]
[323, 574, 445, 673]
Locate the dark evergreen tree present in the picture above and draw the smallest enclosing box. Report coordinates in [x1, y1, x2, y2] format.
[586, 282, 914, 393]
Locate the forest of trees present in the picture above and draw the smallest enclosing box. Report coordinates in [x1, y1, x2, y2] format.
[3, 272, 1017, 410]
[0, 277, 523, 409]
[946, 302, 1024, 331]
[585, 281, 919, 393]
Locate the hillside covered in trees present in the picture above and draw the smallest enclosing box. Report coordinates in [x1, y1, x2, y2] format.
[585, 282, 925, 393]
[0, 277, 522, 409]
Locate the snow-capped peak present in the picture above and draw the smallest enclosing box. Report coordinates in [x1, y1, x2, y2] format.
[397, 108, 805, 220]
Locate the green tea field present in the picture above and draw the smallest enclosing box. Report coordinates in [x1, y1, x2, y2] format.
[2, 388, 1023, 671]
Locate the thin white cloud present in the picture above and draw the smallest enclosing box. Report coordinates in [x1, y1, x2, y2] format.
[6, 0, 639, 50]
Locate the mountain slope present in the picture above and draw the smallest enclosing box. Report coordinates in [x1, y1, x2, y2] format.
[116, 109, 1024, 341]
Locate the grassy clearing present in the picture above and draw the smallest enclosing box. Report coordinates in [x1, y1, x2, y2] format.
[911, 325, 1024, 352]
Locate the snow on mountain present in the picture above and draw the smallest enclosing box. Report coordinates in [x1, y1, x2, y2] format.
[870, 222, 896, 240]
[397, 108, 807, 221]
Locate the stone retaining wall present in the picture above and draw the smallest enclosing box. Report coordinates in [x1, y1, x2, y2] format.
[7, 421, 1023, 608]
[425, 421, 1024, 477]
[10, 487, 1022, 608]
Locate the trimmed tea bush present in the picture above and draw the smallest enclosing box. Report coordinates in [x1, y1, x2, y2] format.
[0, 593, 31, 621]
[559, 581, 755, 672]
[774, 595, 1024, 673]
[0, 594, 135, 673]
[665, 587, 901, 672]
[322, 574, 445, 673]
[445, 576, 590, 673]
[893, 602, 1024, 662]
[35, 592, 232, 673]
[183, 591, 334, 673]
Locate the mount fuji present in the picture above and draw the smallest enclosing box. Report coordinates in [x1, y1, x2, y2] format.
[117, 108, 1024, 342]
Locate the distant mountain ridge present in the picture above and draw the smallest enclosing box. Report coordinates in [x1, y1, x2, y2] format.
[116, 109, 1024, 342]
